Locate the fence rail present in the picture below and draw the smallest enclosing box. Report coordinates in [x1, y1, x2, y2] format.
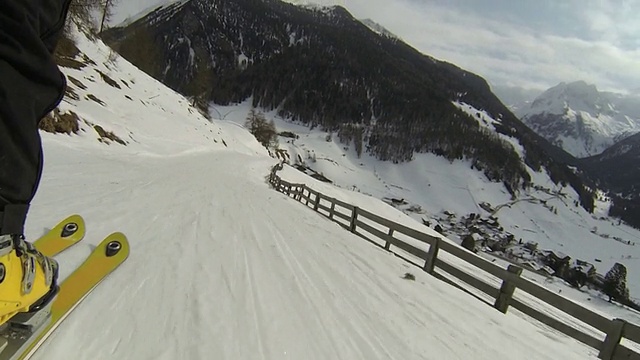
[268, 164, 640, 360]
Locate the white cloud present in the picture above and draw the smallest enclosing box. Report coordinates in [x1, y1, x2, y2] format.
[337, 0, 640, 93]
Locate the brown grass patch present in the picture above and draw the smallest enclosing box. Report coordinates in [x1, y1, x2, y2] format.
[95, 70, 121, 89]
[65, 85, 79, 101]
[39, 109, 80, 134]
[54, 34, 85, 69]
[86, 94, 105, 106]
[57, 57, 86, 69]
[55, 35, 80, 58]
[82, 54, 96, 66]
[93, 125, 126, 145]
[67, 76, 87, 90]
[53, 34, 99, 70]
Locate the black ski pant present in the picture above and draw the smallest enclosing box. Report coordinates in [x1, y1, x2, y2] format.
[0, 0, 72, 235]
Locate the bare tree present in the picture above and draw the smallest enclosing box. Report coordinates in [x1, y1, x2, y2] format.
[65, 0, 117, 34]
[99, 0, 119, 33]
[68, 0, 100, 25]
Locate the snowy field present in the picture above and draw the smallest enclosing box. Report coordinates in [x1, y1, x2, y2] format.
[20, 28, 634, 359]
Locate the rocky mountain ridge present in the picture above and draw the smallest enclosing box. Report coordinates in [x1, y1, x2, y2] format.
[519, 81, 640, 158]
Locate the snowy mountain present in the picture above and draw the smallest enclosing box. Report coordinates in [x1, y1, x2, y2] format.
[520, 81, 640, 158]
[103, 0, 596, 216]
[23, 20, 640, 359]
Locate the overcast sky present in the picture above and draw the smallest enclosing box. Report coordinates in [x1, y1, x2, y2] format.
[339, 0, 640, 94]
[112, 0, 640, 94]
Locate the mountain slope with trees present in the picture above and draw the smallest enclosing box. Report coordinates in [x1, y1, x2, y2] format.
[580, 132, 640, 228]
[102, 0, 594, 211]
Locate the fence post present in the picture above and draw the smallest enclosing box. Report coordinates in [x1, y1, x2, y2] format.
[276, 178, 282, 192]
[494, 265, 522, 314]
[303, 186, 310, 206]
[423, 238, 440, 274]
[599, 319, 626, 360]
[329, 201, 336, 219]
[314, 192, 321, 211]
[384, 229, 394, 250]
[296, 186, 303, 201]
[349, 207, 359, 233]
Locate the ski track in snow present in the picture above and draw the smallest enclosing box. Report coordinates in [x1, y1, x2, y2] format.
[26, 147, 597, 360]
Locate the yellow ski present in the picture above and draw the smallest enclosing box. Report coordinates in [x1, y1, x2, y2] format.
[33, 214, 85, 257]
[0, 232, 129, 360]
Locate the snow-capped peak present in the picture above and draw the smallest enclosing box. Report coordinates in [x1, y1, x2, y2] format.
[520, 81, 640, 158]
[528, 81, 610, 116]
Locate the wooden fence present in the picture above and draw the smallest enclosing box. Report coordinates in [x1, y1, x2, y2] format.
[269, 164, 640, 360]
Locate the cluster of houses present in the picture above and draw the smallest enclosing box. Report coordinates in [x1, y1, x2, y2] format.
[433, 211, 604, 291]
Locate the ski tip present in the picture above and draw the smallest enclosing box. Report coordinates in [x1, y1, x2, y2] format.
[59, 214, 86, 238]
[98, 232, 130, 260]
[34, 214, 86, 256]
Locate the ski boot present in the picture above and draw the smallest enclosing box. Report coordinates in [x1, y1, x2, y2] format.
[0, 234, 59, 327]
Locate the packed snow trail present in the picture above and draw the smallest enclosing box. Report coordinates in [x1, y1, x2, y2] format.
[23, 143, 596, 360]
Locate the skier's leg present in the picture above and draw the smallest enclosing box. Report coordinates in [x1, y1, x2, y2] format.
[0, 0, 72, 231]
[0, 0, 72, 324]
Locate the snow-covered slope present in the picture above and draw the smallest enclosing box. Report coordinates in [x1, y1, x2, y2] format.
[213, 100, 640, 303]
[25, 28, 640, 359]
[519, 81, 640, 157]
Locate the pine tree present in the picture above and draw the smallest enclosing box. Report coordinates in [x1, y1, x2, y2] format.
[603, 263, 629, 303]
